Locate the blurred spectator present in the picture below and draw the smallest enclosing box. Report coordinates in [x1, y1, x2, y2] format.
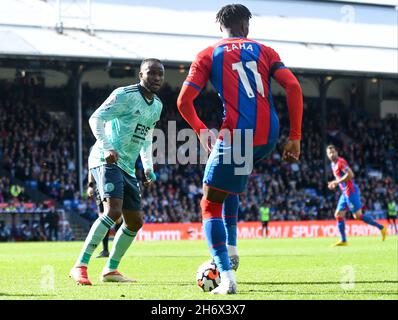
[0, 80, 397, 229]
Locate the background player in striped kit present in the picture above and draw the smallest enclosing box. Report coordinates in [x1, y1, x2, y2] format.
[177, 4, 303, 294]
[327, 145, 387, 246]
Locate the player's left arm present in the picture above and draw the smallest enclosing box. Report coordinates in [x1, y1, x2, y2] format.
[335, 164, 354, 184]
[140, 127, 156, 186]
[269, 47, 303, 162]
[87, 170, 95, 198]
[329, 162, 354, 189]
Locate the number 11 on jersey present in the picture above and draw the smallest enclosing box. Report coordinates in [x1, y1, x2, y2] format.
[232, 61, 265, 98]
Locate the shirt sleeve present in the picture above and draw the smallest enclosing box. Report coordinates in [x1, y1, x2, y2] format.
[339, 159, 350, 173]
[266, 46, 287, 77]
[183, 47, 213, 91]
[140, 102, 162, 172]
[88, 89, 128, 151]
[140, 128, 154, 172]
[93, 89, 128, 121]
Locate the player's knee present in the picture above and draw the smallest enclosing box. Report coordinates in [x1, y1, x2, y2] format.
[125, 221, 142, 232]
[336, 215, 344, 221]
[105, 209, 122, 222]
[124, 212, 143, 232]
[200, 198, 223, 220]
[354, 213, 363, 220]
[335, 211, 343, 219]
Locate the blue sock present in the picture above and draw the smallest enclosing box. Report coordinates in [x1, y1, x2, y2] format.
[337, 219, 347, 242]
[361, 214, 383, 230]
[203, 218, 230, 272]
[222, 195, 239, 247]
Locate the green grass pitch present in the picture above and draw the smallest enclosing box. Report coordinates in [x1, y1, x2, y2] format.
[0, 236, 397, 300]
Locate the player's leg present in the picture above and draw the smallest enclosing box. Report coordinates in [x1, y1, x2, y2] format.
[387, 216, 397, 234]
[261, 222, 266, 238]
[353, 208, 386, 241]
[70, 165, 123, 285]
[386, 216, 391, 227]
[100, 209, 140, 282]
[333, 208, 348, 246]
[201, 185, 236, 294]
[101, 173, 141, 282]
[264, 221, 269, 237]
[201, 138, 245, 294]
[222, 194, 239, 271]
[96, 200, 110, 258]
[392, 217, 398, 234]
[332, 193, 348, 246]
[350, 189, 386, 240]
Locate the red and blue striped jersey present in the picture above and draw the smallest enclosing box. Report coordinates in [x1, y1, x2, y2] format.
[184, 37, 286, 146]
[331, 157, 357, 196]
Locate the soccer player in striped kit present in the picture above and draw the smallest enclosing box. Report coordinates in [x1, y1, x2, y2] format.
[177, 4, 303, 294]
[327, 145, 387, 247]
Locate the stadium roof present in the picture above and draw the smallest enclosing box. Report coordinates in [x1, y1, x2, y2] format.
[0, 0, 397, 76]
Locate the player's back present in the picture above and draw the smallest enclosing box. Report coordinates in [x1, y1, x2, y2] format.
[208, 38, 282, 146]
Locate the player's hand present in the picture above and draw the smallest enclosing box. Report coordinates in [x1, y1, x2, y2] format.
[198, 128, 216, 153]
[144, 169, 156, 186]
[105, 150, 119, 164]
[328, 181, 338, 190]
[87, 186, 95, 198]
[282, 139, 300, 162]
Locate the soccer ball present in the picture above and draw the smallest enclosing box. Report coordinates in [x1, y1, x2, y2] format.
[196, 260, 221, 292]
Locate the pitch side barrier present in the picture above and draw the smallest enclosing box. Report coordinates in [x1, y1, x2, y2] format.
[135, 220, 394, 241]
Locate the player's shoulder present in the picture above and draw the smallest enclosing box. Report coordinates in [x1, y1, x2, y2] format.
[108, 85, 138, 99]
[338, 157, 349, 166]
[195, 45, 215, 60]
[121, 84, 140, 96]
[123, 84, 140, 92]
[259, 42, 280, 58]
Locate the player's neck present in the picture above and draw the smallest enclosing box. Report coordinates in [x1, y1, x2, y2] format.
[224, 29, 247, 39]
[224, 34, 246, 39]
[138, 83, 155, 100]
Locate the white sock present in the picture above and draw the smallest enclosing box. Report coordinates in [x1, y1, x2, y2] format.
[220, 270, 236, 283]
[227, 245, 238, 256]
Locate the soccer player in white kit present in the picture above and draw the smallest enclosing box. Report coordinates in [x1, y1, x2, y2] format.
[70, 59, 164, 285]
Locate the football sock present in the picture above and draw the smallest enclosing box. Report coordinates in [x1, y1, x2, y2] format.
[337, 216, 347, 242]
[223, 195, 239, 250]
[105, 225, 137, 272]
[76, 215, 115, 266]
[360, 214, 383, 230]
[220, 270, 236, 284]
[201, 198, 231, 273]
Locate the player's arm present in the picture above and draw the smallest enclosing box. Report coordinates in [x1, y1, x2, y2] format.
[269, 48, 303, 162]
[89, 89, 128, 163]
[87, 171, 95, 198]
[140, 127, 156, 186]
[177, 48, 215, 153]
[328, 163, 354, 189]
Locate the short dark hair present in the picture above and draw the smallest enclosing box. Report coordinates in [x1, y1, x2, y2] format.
[140, 58, 162, 70]
[326, 144, 336, 150]
[216, 4, 252, 28]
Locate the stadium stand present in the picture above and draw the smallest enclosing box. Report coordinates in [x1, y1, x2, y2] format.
[0, 79, 396, 241]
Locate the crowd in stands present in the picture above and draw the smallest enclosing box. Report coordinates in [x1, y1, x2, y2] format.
[0, 78, 397, 241]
